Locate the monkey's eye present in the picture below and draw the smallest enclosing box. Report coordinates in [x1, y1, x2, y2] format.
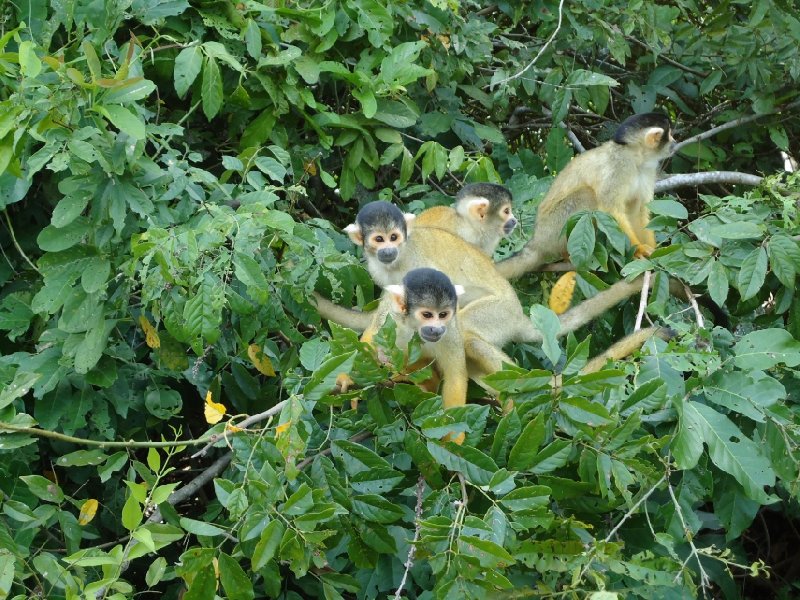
[438, 311, 449, 319]
[421, 311, 434, 319]
[390, 233, 398, 242]
[374, 235, 384, 243]
[504, 207, 511, 215]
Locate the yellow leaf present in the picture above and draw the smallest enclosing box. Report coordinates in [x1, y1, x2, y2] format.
[204, 390, 227, 425]
[138, 315, 161, 349]
[548, 271, 577, 315]
[79, 499, 99, 525]
[225, 423, 243, 433]
[247, 344, 275, 376]
[275, 421, 291, 437]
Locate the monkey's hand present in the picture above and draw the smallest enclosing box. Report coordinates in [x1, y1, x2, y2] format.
[634, 243, 655, 258]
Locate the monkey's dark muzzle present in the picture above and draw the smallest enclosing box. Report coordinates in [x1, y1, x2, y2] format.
[420, 326, 446, 343]
[503, 219, 518, 235]
[377, 248, 398, 263]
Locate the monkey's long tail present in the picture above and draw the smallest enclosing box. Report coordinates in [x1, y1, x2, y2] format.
[581, 326, 674, 374]
[312, 292, 373, 332]
[494, 247, 547, 279]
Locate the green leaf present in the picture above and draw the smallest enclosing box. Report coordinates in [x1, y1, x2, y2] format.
[498, 485, 551, 511]
[218, 553, 255, 600]
[103, 77, 157, 104]
[201, 57, 223, 120]
[98, 104, 145, 140]
[733, 329, 800, 370]
[675, 400, 775, 503]
[566, 69, 619, 87]
[19, 40, 42, 78]
[458, 535, 516, 568]
[567, 213, 595, 268]
[252, 520, 285, 570]
[281, 483, 313, 516]
[767, 235, 797, 288]
[145, 557, 168, 587]
[507, 412, 546, 471]
[37, 219, 89, 252]
[245, 19, 262, 59]
[130, 0, 190, 25]
[179, 517, 228, 537]
[52, 193, 90, 228]
[372, 99, 418, 128]
[122, 494, 143, 531]
[708, 221, 764, 240]
[74, 319, 113, 374]
[304, 351, 356, 402]
[183, 274, 223, 351]
[560, 397, 613, 427]
[736, 246, 767, 300]
[175, 45, 203, 97]
[707, 260, 729, 306]
[352, 88, 377, 119]
[184, 564, 216, 600]
[331, 439, 391, 475]
[703, 371, 784, 422]
[426, 441, 498, 485]
[529, 305, 561, 366]
[56, 449, 109, 467]
[351, 494, 404, 524]
[529, 440, 572, 474]
[0, 370, 40, 410]
[649, 198, 688, 219]
[21, 475, 64, 503]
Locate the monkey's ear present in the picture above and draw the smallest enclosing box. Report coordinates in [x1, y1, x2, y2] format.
[644, 127, 665, 149]
[404, 213, 416, 231]
[384, 285, 407, 313]
[466, 198, 490, 220]
[454, 284, 466, 297]
[344, 223, 363, 245]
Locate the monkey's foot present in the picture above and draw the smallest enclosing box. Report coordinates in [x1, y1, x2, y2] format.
[334, 373, 360, 409]
[634, 244, 655, 258]
[548, 271, 578, 315]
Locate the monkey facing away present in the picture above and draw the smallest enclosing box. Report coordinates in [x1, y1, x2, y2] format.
[495, 113, 677, 281]
[415, 182, 517, 256]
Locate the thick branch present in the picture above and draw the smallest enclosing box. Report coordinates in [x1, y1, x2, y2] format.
[655, 171, 763, 193]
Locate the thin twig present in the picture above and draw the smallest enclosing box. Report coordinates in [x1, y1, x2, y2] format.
[3, 209, 41, 274]
[674, 99, 800, 152]
[655, 171, 763, 193]
[490, 0, 565, 88]
[393, 476, 426, 600]
[634, 270, 652, 331]
[667, 478, 712, 591]
[192, 399, 289, 458]
[577, 474, 666, 582]
[682, 284, 705, 329]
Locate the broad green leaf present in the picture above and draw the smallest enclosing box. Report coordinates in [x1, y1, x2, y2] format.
[21, 474, 64, 503]
[708, 221, 764, 240]
[201, 57, 223, 120]
[37, 219, 89, 251]
[767, 235, 797, 288]
[331, 439, 391, 475]
[649, 198, 688, 219]
[51, 193, 90, 228]
[567, 213, 595, 268]
[218, 552, 255, 600]
[175, 45, 203, 97]
[458, 535, 516, 568]
[184, 564, 216, 600]
[350, 468, 404, 494]
[704, 371, 784, 422]
[507, 412, 546, 471]
[0, 370, 40, 410]
[565, 69, 619, 87]
[676, 401, 774, 503]
[281, 483, 313, 515]
[145, 557, 168, 587]
[19, 40, 42, 77]
[99, 105, 145, 140]
[103, 78, 157, 104]
[122, 494, 143, 531]
[736, 246, 768, 300]
[498, 485, 551, 511]
[559, 397, 613, 427]
[529, 305, 561, 366]
[351, 494, 404, 524]
[530, 440, 572, 474]
[303, 351, 356, 402]
[56, 449, 109, 467]
[252, 520, 285, 570]
[179, 517, 227, 537]
[707, 260, 729, 306]
[733, 329, 800, 370]
[74, 319, 114, 374]
[372, 99, 418, 128]
[426, 441, 498, 485]
[352, 88, 377, 119]
[183, 274, 223, 351]
[130, 0, 190, 25]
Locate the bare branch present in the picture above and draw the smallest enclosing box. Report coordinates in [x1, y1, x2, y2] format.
[682, 284, 705, 329]
[655, 171, 763, 193]
[393, 476, 426, 600]
[674, 98, 800, 152]
[634, 271, 652, 331]
[490, 0, 565, 88]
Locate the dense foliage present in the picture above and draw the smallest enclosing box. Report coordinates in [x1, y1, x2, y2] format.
[1, 0, 800, 598]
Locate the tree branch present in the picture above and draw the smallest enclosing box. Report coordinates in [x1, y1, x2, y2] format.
[655, 171, 763, 193]
[674, 99, 800, 152]
[490, 0, 565, 88]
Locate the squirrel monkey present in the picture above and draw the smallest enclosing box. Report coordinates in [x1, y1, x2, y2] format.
[415, 183, 517, 256]
[495, 113, 676, 281]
